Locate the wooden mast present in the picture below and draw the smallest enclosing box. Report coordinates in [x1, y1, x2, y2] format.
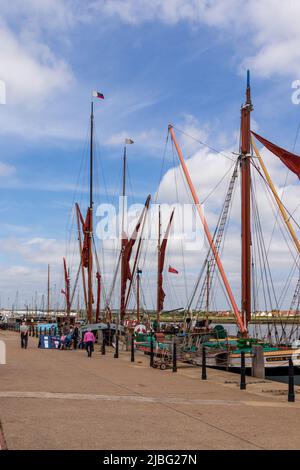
[87, 101, 94, 324]
[63, 257, 71, 320]
[240, 70, 253, 330]
[205, 261, 209, 329]
[156, 205, 161, 326]
[120, 144, 127, 324]
[75, 203, 88, 312]
[137, 270, 140, 324]
[168, 125, 246, 335]
[47, 264, 50, 321]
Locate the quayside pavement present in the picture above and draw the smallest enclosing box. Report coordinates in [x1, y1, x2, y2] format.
[0, 330, 300, 450]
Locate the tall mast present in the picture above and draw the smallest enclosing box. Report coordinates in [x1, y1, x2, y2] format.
[137, 270, 140, 324]
[47, 264, 50, 321]
[122, 145, 126, 234]
[120, 144, 127, 323]
[88, 101, 94, 323]
[156, 205, 161, 325]
[240, 70, 253, 329]
[205, 261, 209, 328]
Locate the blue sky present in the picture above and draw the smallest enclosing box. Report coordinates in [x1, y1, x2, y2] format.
[0, 0, 299, 311]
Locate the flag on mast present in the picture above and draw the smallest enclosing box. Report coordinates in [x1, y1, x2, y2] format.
[92, 90, 104, 100]
[125, 138, 134, 145]
[168, 265, 178, 274]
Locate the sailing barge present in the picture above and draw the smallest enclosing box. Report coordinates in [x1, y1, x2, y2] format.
[166, 71, 300, 375]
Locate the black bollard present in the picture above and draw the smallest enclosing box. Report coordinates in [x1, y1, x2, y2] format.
[131, 334, 135, 363]
[288, 357, 295, 403]
[202, 345, 207, 380]
[240, 351, 246, 390]
[114, 332, 119, 358]
[101, 337, 106, 355]
[150, 332, 154, 367]
[172, 338, 177, 373]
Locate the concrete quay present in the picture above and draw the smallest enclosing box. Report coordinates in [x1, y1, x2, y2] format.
[0, 330, 299, 450]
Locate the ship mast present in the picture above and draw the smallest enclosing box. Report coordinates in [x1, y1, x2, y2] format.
[47, 264, 50, 321]
[240, 70, 253, 330]
[87, 101, 94, 324]
[156, 205, 161, 326]
[120, 144, 127, 323]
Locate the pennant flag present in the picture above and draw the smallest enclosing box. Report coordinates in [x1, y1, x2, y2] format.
[252, 131, 300, 179]
[168, 265, 178, 274]
[125, 138, 134, 145]
[92, 90, 104, 100]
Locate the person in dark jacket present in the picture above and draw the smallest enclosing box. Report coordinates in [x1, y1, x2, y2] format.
[73, 326, 79, 350]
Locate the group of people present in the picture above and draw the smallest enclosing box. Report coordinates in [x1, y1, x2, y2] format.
[20, 321, 96, 357]
[60, 325, 95, 356]
[60, 325, 80, 350]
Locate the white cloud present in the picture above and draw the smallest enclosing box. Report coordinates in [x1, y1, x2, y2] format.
[0, 23, 73, 108]
[95, 0, 300, 78]
[0, 162, 15, 177]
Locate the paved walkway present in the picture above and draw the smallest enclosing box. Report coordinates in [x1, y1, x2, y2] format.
[0, 330, 300, 450]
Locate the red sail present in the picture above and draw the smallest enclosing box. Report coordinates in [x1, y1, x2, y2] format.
[157, 209, 175, 313]
[120, 195, 151, 320]
[82, 209, 91, 268]
[252, 131, 300, 179]
[96, 272, 101, 323]
[75, 203, 91, 269]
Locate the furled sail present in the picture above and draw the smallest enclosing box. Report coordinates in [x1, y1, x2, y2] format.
[120, 195, 151, 320]
[157, 209, 175, 313]
[252, 131, 300, 179]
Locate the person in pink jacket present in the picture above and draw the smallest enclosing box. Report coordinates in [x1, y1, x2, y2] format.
[83, 329, 95, 357]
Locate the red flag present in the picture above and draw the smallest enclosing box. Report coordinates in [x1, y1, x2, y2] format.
[252, 131, 300, 179]
[168, 265, 178, 274]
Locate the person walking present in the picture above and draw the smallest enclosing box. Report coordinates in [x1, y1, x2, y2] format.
[83, 329, 95, 357]
[20, 321, 29, 349]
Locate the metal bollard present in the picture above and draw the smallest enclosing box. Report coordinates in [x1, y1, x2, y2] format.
[172, 338, 177, 373]
[114, 333, 119, 359]
[202, 345, 207, 380]
[150, 333, 154, 367]
[240, 351, 246, 390]
[101, 337, 106, 355]
[131, 334, 135, 363]
[288, 357, 295, 403]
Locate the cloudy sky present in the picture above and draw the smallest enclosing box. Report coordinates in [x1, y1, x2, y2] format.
[0, 0, 299, 312]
